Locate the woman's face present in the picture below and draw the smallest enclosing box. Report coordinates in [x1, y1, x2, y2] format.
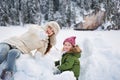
[63, 42, 73, 52]
[46, 26, 54, 37]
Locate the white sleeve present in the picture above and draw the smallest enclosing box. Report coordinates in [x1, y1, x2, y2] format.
[28, 25, 48, 40]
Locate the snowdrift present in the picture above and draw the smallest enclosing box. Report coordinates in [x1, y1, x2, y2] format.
[0, 27, 120, 80]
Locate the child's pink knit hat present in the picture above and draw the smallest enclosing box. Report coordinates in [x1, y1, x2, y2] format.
[63, 36, 76, 46]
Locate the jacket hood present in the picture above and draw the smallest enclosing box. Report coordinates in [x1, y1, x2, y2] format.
[45, 21, 60, 35]
[42, 21, 60, 46]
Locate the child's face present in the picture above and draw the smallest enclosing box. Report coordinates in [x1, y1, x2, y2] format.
[63, 42, 73, 52]
[46, 26, 54, 37]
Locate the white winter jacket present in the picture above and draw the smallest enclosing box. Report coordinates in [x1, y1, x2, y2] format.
[4, 26, 48, 55]
[3, 21, 60, 55]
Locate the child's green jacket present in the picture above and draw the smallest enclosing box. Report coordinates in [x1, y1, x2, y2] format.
[55, 46, 81, 78]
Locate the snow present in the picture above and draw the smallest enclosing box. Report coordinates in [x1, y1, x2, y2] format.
[0, 26, 120, 80]
[100, 3, 106, 11]
[102, 21, 112, 30]
[75, 6, 84, 23]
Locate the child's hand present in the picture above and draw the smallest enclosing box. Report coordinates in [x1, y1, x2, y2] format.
[53, 67, 61, 75]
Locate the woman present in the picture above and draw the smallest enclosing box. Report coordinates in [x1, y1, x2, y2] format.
[0, 21, 60, 80]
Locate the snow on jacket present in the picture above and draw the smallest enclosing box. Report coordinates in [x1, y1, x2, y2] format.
[55, 46, 81, 78]
[3, 21, 60, 55]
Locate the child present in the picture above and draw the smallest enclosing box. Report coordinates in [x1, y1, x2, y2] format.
[54, 36, 81, 80]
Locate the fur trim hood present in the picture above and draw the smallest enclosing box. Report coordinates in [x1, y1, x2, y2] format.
[43, 21, 60, 46]
[66, 45, 82, 58]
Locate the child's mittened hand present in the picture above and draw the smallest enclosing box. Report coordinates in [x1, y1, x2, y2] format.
[55, 61, 60, 66]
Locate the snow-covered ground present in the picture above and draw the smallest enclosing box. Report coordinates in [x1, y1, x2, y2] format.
[0, 26, 120, 80]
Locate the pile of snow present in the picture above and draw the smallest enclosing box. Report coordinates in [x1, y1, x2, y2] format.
[0, 26, 120, 80]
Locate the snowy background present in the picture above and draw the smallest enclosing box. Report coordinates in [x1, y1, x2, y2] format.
[0, 0, 120, 30]
[0, 26, 120, 80]
[0, 0, 120, 80]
